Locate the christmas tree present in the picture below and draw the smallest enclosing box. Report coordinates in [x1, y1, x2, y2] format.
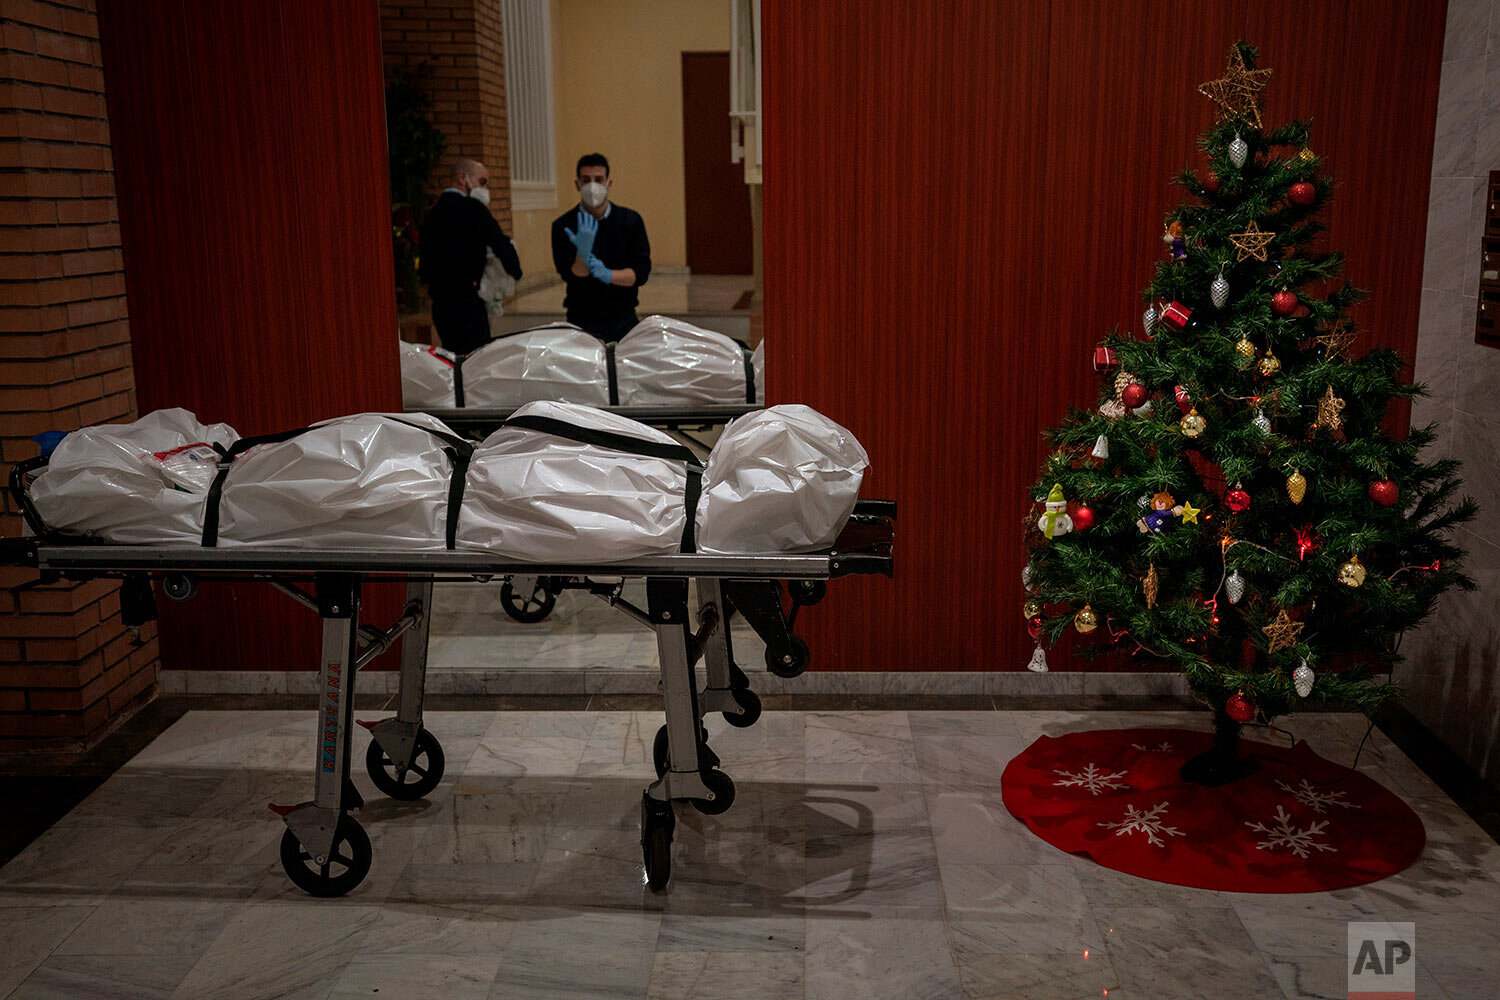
[1023, 42, 1476, 783]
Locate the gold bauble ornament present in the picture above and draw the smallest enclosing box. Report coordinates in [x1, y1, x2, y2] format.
[1235, 337, 1257, 369]
[1179, 407, 1207, 438]
[1023, 598, 1042, 618]
[1073, 604, 1099, 634]
[1298, 147, 1316, 162]
[1257, 348, 1281, 376]
[1286, 468, 1307, 504]
[1338, 554, 1367, 588]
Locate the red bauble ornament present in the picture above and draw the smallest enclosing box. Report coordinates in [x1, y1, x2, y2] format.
[1203, 171, 1220, 193]
[1288, 181, 1315, 206]
[1225, 691, 1255, 723]
[1122, 382, 1149, 408]
[1072, 505, 1095, 531]
[1224, 487, 1252, 513]
[1027, 615, 1043, 638]
[1369, 480, 1399, 506]
[1271, 288, 1298, 315]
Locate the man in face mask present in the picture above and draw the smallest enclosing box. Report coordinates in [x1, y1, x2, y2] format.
[418, 158, 523, 354]
[550, 153, 652, 342]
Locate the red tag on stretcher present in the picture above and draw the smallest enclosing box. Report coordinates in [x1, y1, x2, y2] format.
[1161, 301, 1191, 331]
[1093, 347, 1118, 370]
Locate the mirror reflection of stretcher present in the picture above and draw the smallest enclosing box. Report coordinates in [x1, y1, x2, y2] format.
[400, 314, 764, 409]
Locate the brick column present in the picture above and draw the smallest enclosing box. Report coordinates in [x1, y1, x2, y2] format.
[0, 0, 158, 750]
[380, 0, 513, 231]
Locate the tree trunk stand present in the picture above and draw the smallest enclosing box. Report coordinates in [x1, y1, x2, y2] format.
[1179, 706, 1260, 787]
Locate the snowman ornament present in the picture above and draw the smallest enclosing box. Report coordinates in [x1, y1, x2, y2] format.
[1037, 483, 1073, 540]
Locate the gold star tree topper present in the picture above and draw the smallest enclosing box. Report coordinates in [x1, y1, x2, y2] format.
[1199, 43, 1274, 129]
[1262, 610, 1304, 652]
[1316, 321, 1358, 360]
[1230, 221, 1275, 262]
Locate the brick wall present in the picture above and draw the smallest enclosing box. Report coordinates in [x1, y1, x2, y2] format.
[380, 0, 512, 232]
[0, 0, 158, 750]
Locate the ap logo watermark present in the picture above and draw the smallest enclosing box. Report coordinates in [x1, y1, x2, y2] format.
[1348, 922, 1415, 999]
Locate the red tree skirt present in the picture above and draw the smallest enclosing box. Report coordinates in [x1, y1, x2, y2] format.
[1001, 727, 1425, 893]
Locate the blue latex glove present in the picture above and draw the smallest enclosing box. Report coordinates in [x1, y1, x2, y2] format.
[587, 255, 613, 283]
[563, 210, 598, 261]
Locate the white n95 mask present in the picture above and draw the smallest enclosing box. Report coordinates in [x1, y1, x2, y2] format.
[470, 186, 492, 207]
[580, 181, 607, 209]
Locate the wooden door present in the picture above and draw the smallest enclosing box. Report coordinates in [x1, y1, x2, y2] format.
[682, 52, 753, 274]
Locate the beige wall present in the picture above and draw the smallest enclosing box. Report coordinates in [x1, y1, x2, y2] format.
[510, 0, 731, 284]
[1400, 0, 1500, 780]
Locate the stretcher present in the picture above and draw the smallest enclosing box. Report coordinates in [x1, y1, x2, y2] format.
[7, 456, 895, 895]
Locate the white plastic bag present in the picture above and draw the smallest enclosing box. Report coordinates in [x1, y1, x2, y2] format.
[215, 412, 458, 549]
[399, 340, 457, 409]
[457, 400, 690, 561]
[479, 245, 517, 327]
[614, 315, 752, 405]
[461, 322, 611, 407]
[29, 408, 238, 543]
[695, 404, 868, 554]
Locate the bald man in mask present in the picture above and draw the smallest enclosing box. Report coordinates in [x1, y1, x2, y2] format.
[419, 158, 523, 354]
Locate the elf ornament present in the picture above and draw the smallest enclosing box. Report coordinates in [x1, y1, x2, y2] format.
[1293, 660, 1315, 698]
[1225, 691, 1255, 723]
[1074, 605, 1099, 634]
[1338, 554, 1367, 588]
[1271, 287, 1298, 315]
[1038, 483, 1073, 539]
[1369, 479, 1399, 506]
[1288, 181, 1315, 206]
[1210, 271, 1230, 309]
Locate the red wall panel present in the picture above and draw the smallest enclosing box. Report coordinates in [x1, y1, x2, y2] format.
[97, 0, 404, 673]
[765, 0, 1446, 671]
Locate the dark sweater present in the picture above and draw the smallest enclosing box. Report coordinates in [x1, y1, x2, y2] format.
[419, 190, 522, 300]
[550, 204, 652, 328]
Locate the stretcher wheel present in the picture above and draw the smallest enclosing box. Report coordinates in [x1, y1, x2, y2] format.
[691, 769, 735, 815]
[279, 813, 371, 897]
[500, 578, 557, 623]
[764, 636, 810, 678]
[641, 792, 675, 892]
[722, 687, 762, 728]
[792, 579, 827, 606]
[162, 573, 197, 601]
[365, 728, 445, 800]
[652, 723, 710, 779]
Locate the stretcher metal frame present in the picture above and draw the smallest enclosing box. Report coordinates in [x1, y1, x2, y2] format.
[8, 456, 895, 895]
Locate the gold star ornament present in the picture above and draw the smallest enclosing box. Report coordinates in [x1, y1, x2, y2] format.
[1316, 321, 1357, 360]
[1230, 221, 1275, 262]
[1314, 385, 1345, 432]
[1262, 610, 1304, 652]
[1199, 43, 1274, 129]
[1179, 500, 1200, 524]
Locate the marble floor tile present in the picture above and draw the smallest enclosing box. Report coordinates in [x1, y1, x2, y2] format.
[954, 949, 1120, 1000]
[10, 953, 201, 1000]
[0, 905, 97, 996]
[925, 786, 1065, 868]
[803, 906, 963, 1000]
[645, 951, 804, 1000]
[53, 896, 245, 958]
[1264, 953, 1453, 1000]
[941, 863, 1106, 956]
[327, 952, 501, 1000]
[1090, 904, 1286, 1000]
[485, 907, 663, 999]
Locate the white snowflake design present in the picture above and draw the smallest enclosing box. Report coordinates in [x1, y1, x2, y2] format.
[1097, 802, 1186, 847]
[1130, 741, 1174, 753]
[1053, 763, 1130, 795]
[1276, 778, 1360, 815]
[1245, 805, 1335, 859]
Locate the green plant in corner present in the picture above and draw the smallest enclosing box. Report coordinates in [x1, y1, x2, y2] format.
[386, 65, 447, 313]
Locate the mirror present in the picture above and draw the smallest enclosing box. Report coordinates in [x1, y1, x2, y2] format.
[383, 0, 764, 680]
